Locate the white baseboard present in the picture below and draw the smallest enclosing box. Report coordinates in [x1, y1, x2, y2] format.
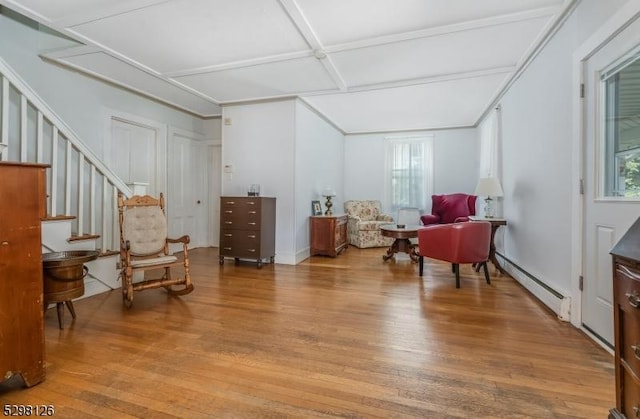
[499, 255, 571, 322]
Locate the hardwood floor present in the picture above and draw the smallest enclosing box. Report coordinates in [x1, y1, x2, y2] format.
[1, 247, 614, 418]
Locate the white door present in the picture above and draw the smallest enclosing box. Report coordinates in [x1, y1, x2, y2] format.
[110, 117, 163, 196]
[582, 20, 640, 346]
[168, 130, 207, 249]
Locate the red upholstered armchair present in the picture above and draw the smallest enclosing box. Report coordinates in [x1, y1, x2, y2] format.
[420, 193, 477, 225]
[417, 221, 491, 288]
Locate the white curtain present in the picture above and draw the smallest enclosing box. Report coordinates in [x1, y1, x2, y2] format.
[478, 106, 503, 216]
[384, 135, 434, 213]
[478, 106, 501, 179]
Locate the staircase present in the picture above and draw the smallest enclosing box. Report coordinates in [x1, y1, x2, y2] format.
[0, 56, 131, 298]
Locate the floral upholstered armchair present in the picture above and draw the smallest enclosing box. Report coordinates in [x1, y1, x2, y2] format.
[344, 200, 395, 248]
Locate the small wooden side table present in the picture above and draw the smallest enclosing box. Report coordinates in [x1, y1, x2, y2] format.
[310, 215, 348, 257]
[380, 224, 421, 262]
[468, 216, 507, 275]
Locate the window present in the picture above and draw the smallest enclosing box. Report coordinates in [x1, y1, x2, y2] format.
[384, 136, 433, 212]
[603, 55, 640, 197]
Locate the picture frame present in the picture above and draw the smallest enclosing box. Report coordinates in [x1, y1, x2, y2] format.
[311, 200, 322, 216]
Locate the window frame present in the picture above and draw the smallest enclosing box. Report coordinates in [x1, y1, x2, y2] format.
[383, 135, 434, 214]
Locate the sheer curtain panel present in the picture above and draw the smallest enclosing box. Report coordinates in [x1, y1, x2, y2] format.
[384, 136, 434, 214]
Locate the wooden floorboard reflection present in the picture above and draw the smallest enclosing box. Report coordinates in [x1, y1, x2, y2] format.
[1, 247, 614, 418]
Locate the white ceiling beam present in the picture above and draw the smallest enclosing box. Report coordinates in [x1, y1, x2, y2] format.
[164, 50, 313, 77]
[303, 66, 516, 96]
[0, 0, 52, 23]
[325, 5, 564, 54]
[277, 0, 346, 90]
[39, 45, 102, 60]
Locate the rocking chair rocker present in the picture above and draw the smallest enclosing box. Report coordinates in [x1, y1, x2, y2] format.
[117, 192, 193, 308]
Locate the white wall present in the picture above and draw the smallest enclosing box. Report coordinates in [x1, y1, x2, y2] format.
[481, 0, 629, 300]
[344, 128, 478, 216]
[294, 101, 344, 261]
[221, 99, 345, 264]
[0, 9, 208, 160]
[221, 100, 297, 263]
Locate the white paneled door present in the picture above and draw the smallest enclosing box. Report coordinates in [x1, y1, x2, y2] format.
[110, 117, 165, 196]
[581, 17, 640, 347]
[168, 129, 208, 250]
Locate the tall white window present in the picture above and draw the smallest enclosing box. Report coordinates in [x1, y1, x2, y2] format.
[384, 135, 434, 212]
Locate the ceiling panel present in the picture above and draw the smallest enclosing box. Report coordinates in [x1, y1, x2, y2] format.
[330, 17, 547, 87]
[69, 0, 309, 73]
[56, 51, 221, 115]
[1, 0, 574, 132]
[303, 73, 511, 133]
[297, 0, 564, 45]
[173, 57, 338, 103]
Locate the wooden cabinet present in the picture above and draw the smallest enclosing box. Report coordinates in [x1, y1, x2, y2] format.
[310, 215, 347, 257]
[0, 162, 48, 387]
[219, 196, 276, 268]
[610, 217, 640, 419]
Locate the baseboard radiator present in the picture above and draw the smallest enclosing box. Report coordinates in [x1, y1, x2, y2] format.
[496, 252, 571, 322]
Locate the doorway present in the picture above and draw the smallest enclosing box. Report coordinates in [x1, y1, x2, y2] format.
[580, 16, 640, 347]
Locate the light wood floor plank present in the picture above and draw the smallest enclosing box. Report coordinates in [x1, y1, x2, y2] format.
[1, 247, 614, 418]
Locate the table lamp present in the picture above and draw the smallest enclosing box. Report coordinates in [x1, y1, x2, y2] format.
[322, 187, 336, 215]
[474, 177, 503, 218]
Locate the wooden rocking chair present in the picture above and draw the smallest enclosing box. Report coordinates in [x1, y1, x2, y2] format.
[117, 192, 193, 308]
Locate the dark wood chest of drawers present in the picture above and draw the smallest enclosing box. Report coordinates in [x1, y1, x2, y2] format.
[610, 217, 640, 419]
[219, 196, 276, 268]
[0, 162, 48, 388]
[310, 215, 347, 257]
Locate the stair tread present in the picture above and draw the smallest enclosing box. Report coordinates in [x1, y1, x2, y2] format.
[68, 234, 100, 242]
[42, 215, 75, 221]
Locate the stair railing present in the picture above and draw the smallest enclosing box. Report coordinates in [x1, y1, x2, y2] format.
[0, 55, 131, 252]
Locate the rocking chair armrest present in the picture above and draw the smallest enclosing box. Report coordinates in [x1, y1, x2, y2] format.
[167, 235, 190, 244]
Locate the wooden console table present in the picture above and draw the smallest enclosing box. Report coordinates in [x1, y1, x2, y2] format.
[469, 216, 507, 275]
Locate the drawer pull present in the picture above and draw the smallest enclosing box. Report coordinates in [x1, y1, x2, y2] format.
[247, 249, 256, 253]
[633, 344, 640, 360]
[223, 247, 232, 251]
[225, 201, 235, 205]
[617, 264, 640, 280]
[248, 211, 257, 214]
[225, 221, 233, 225]
[248, 235, 256, 239]
[224, 234, 232, 237]
[625, 292, 640, 309]
[248, 222, 256, 226]
[224, 210, 233, 213]
[247, 201, 256, 205]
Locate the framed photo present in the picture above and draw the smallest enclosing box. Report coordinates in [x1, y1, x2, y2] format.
[311, 200, 322, 216]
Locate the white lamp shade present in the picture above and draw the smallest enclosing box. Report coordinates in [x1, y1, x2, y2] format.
[474, 177, 503, 198]
[322, 187, 336, 197]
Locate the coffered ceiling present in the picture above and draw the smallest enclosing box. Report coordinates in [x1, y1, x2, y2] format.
[1, 0, 574, 133]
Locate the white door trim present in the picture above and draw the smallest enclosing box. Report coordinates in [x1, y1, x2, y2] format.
[571, 1, 640, 330]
